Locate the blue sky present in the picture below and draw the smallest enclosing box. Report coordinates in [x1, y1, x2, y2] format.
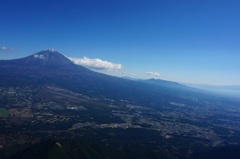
[0, 0, 240, 85]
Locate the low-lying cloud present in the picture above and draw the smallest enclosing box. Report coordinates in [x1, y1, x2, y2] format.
[67, 56, 122, 71]
[145, 71, 160, 77]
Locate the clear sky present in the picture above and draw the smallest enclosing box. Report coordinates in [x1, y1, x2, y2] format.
[0, 0, 240, 85]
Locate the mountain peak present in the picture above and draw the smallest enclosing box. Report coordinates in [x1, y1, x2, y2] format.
[0, 50, 93, 86]
[34, 49, 61, 56]
[21, 49, 75, 69]
[45, 48, 57, 52]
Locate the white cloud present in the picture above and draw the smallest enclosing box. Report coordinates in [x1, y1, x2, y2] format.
[145, 71, 160, 77]
[67, 56, 122, 71]
[0, 46, 11, 51]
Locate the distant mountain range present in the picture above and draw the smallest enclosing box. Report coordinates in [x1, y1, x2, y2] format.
[141, 78, 191, 90]
[185, 83, 240, 98]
